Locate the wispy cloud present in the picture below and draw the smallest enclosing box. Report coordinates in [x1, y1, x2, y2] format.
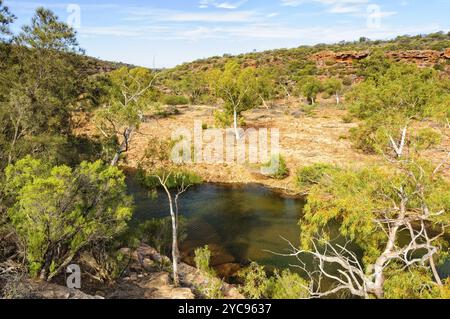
[198, 0, 248, 10]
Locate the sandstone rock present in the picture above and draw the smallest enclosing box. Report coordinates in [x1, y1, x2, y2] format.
[148, 287, 195, 299]
[444, 48, 450, 59]
[26, 280, 103, 299]
[311, 49, 449, 68]
[310, 50, 369, 67]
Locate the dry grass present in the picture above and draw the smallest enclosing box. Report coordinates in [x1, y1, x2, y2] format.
[75, 99, 449, 191]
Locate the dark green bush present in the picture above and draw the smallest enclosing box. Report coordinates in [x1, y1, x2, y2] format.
[161, 95, 189, 105]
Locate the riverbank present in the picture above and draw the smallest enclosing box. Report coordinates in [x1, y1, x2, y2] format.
[74, 100, 449, 192]
[2, 244, 243, 300]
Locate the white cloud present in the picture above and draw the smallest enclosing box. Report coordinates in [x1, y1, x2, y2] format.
[198, 0, 248, 10]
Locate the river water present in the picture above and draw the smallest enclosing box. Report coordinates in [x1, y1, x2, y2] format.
[127, 175, 450, 280]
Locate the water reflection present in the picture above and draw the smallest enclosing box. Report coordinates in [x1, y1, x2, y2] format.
[128, 177, 305, 270]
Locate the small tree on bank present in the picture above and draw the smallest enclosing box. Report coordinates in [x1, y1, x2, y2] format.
[298, 76, 322, 105]
[324, 77, 343, 105]
[283, 143, 449, 299]
[209, 60, 262, 140]
[95, 67, 158, 166]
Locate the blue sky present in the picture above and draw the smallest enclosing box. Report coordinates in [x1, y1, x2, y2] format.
[5, 0, 450, 68]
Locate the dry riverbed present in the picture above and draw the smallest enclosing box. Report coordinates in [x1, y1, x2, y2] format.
[77, 100, 449, 192]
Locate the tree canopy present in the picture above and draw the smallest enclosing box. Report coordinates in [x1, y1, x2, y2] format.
[3, 156, 133, 281]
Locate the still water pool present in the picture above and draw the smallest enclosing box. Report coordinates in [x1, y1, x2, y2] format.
[127, 176, 450, 279]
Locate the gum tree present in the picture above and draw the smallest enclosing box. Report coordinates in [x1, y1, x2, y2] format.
[324, 77, 343, 105]
[285, 148, 449, 299]
[298, 76, 322, 105]
[94, 67, 158, 166]
[209, 60, 262, 140]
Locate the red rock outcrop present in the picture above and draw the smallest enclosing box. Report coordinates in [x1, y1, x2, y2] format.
[386, 50, 444, 67]
[310, 51, 369, 67]
[443, 48, 450, 59]
[311, 49, 449, 68]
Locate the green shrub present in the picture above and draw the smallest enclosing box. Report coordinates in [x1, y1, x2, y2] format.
[349, 113, 407, 155]
[161, 95, 189, 106]
[137, 168, 202, 190]
[213, 110, 233, 128]
[238, 262, 269, 299]
[267, 270, 310, 299]
[261, 154, 289, 179]
[302, 104, 316, 116]
[194, 245, 215, 276]
[384, 267, 441, 299]
[137, 217, 187, 259]
[321, 91, 331, 99]
[199, 276, 224, 299]
[412, 128, 442, 151]
[238, 263, 310, 299]
[4, 157, 133, 280]
[296, 163, 339, 190]
[194, 245, 224, 299]
[342, 76, 352, 86]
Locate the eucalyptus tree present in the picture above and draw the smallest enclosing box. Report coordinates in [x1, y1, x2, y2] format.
[1, 8, 84, 167]
[323, 77, 343, 105]
[298, 76, 322, 105]
[283, 140, 449, 299]
[347, 62, 449, 154]
[209, 60, 262, 140]
[94, 67, 158, 166]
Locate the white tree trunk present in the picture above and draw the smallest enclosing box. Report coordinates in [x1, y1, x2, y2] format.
[336, 92, 340, 105]
[111, 127, 133, 166]
[160, 182, 180, 287]
[233, 108, 240, 140]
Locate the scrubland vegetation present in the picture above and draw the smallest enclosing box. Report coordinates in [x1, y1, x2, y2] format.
[0, 1, 449, 299]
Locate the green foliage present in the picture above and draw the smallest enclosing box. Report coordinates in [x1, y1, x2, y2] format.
[136, 217, 187, 258]
[0, 0, 15, 38]
[349, 112, 406, 154]
[411, 128, 442, 151]
[209, 60, 263, 119]
[261, 154, 289, 180]
[4, 156, 133, 280]
[383, 267, 441, 299]
[0, 8, 88, 168]
[15, 7, 80, 52]
[298, 76, 322, 104]
[348, 63, 446, 120]
[199, 275, 224, 299]
[95, 67, 157, 132]
[356, 50, 392, 80]
[267, 270, 309, 299]
[238, 262, 269, 299]
[323, 78, 343, 95]
[161, 95, 189, 106]
[301, 162, 450, 265]
[347, 62, 449, 154]
[194, 245, 215, 276]
[137, 168, 202, 190]
[194, 245, 224, 299]
[213, 109, 235, 128]
[296, 163, 339, 190]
